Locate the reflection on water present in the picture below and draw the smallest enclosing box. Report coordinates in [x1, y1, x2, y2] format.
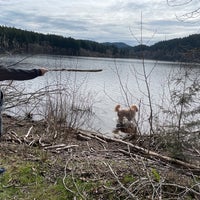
[1, 55, 185, 134]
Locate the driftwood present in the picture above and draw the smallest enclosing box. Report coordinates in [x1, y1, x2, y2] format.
[77, 133, 92, 141]
[78, 130, 200, 171]
[112, 138, 200, 170]
[23, 126, 33, 143]
[5, 129, 78, 153]
[44, 144, 66, 150]
[4, 125, 200, 171]
[48, 68, 103, 72]
[44, 144, 78, 153]
[44, 144, 78, 150]
[77, 131, 107, 143]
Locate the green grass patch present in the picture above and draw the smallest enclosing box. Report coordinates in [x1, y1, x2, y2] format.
[0, 159, 103, 200]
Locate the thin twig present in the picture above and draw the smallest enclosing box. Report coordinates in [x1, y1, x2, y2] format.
[25, 126, 33, 138]
[63, 157, 76, 194]
[106, 162, 138, 200]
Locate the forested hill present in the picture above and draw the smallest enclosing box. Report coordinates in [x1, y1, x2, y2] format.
[143, 34, 200, 62]
[0, 25, 200, 62]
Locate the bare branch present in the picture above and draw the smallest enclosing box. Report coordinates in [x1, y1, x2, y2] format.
[48, 68, 103, 72]
[106, 162, 138, 200]
[167, 0, 193, 7]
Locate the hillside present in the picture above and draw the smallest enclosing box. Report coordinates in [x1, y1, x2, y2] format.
[0, 25, 200, 62]
[102, 42, 132, 48]
[146, 34, 200, 62]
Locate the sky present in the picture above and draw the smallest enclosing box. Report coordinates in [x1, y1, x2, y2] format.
[0, 0, 200, 46]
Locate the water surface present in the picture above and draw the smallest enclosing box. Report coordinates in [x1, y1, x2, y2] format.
[1, 55, 188, 135]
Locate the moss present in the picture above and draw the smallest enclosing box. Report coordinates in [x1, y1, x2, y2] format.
[151, 168, 160, 182]
[122, 174, 135, 184]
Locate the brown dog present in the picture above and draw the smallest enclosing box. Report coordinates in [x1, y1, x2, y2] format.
[115, 104, 138, 125]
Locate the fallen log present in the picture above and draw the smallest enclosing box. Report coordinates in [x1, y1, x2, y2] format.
[78, 130, 200, 171]
[77, 131, 107, 143]
[111, 138, 200, 170]
[77, 133, 92, 141]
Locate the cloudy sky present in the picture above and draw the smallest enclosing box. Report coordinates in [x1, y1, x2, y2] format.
[0, 0, 200, 46]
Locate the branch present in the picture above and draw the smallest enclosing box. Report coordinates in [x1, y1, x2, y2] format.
[167, 0, 193, 7]
[106, 162, 138, 199]
[78, 130, 200, 171]
[48, 68, 103, 72]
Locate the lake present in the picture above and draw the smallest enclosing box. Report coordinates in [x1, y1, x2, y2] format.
[1, 55, 197, 136]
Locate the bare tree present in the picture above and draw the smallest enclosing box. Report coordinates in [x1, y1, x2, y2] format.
[167, 0, 200, 22]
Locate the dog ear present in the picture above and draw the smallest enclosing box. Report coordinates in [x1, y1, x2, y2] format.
[131, 105, 138, 112]
[134, 105, 138, 112]
[115, 104, 121, 112]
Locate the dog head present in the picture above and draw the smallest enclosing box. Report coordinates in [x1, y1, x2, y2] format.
[130, 105, 138, 112]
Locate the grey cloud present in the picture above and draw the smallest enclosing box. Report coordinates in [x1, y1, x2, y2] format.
[110, 1, 148, 12]
[146, 19, 200, 35]
[0, 10, 89, 33]
[36, 16, 89, 32]
[148, 19, 188, 27]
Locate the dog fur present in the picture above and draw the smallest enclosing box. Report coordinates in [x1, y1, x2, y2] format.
[115, 104, 138, 124]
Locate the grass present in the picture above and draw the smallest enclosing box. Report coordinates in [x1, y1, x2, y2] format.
[0, 154, 66, 200]
[0, 146, 109, 200]
[0, 145, 138, 200]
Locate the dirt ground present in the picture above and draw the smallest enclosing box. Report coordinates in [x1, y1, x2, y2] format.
[0, 114, 200, 199]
